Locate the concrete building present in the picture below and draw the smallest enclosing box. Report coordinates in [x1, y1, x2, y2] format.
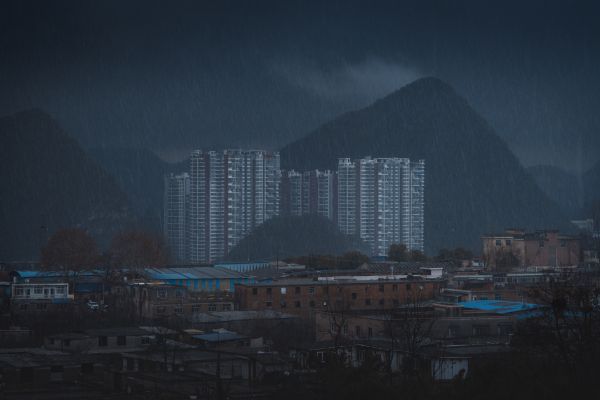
[163, 172, 190, 262]
[188, 149, 280, 263]
[481, 229, 581, 269]
[336, 157, 425, 256]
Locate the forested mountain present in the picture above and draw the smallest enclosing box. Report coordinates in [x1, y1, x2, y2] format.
[280, 77, 572, 253]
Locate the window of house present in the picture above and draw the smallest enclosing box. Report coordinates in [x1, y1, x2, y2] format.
[309, 300, 315, 308]
[157, 289, 167, 299]
[406, 283, 412, 291]
[560, 240, 566, 247]
[378, 298, 384, 306]
[308, 287, 315, 295]
[98, 336, 108, 347]
[472, 325, 490, 336]
[351, 292, 357, 300]
[55, 286, 65, 295]
[208, 303, 217, 312]
[266, 287, 272, 296]
[379, 284, 384, 292]
[265, 301, 273, 307]
[192, 304, 201, 313]
[295, 287, 301, 294]
[506, 239, 512, 246]
[175, 289, 183, 298]
[15, 287, 24, 296]
[281, 287, 287, 295]
[368, 327, 373, 337]
[539, 240, 545, 247]
[34, 286, 43, 294]
[365, 298, 371, 306]
[495, 239, 502, 246]
[174, 305, 183, 313]
[222, 303, 231, 311]
[355, 326, 361, 337]
[117, 336, 127, 346]
[343, 324, 348, 335]
[141, 336, 151, 345]
[252, 287, 258, 295]
[498, 324, 514, 336]
[81, 363, 94, 374]
[280, 300, 286, 308]
[448, 325, 459, 338]
[295, 301, 301, 308]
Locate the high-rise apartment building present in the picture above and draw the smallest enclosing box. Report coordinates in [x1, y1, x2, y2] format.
[163, 173, 190, 262]
[280, 169, 337, 222]
[186, 149, 280, 263]
[336, 157, 425, 256]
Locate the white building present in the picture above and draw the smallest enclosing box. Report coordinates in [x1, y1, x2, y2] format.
[336, 156, 425, 256]
[163, 173, 190, 262]
[187, 149, 280, 263]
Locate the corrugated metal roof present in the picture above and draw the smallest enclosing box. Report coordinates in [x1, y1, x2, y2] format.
[144, 266, 246, 280]
[459, 300, 542, 314]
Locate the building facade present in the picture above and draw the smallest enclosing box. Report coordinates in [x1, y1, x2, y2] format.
[186, 149, 280, 263]
[336, 157, 425, 256]
[163, 173, 190, 262]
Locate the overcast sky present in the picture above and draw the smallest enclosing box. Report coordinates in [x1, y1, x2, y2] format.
[2, 0, 599, 171]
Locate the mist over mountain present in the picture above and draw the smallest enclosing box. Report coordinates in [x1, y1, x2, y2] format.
[89, 147, 187, 233]
[527, 165, 584, 218]
[280, 77, 573, 254]
[0, 110, 133, 261]
[226, 214, 369, 262]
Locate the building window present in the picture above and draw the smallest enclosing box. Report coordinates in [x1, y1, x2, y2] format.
[379, 284, 384, 292]
[343, 324, 348, 335]
[222, 303, 231, 311]
[495, 239, 502, 246]
[208, 303, 217, 312]
[266, 287, 272, 296]
[392, 284, 398, 292]
[175, 289, 183, 298]
[506, 239, 512, 246]
[560, 239, 566, 247]
[192, 305, 201, 313]
[498, 324, 514, 336]
[448, 325, 459, 338]
[473, 325, 490, 336]
[539, 240, 545, 247]
[309, 300, 315, 308]
[295, 287, 301, 294]
[378, 298, 384, 306]
[252, 287, 258, 295]
[34, 286, 43, 294]
[281, 287, 287, 295]
[365, 299, 371, 306]
[174, 306, 183, 314]
[294, 301, 301, 308]
[141, 336, 151, 345]
[351, 292, 357, 300]
[117, 336, 127, 346]
[308, 287, 315, 295]
[355, 326, 361, 337]
[265, 301, 273, 308]
[98, 336, 108, 347]
[157, 289, 167, 299]
[368, 327, 373, 337]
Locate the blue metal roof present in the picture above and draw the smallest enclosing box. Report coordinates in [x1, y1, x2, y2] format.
[192, 331, 247, 342]
[459, 300, 542, 314]
[143, 266, 246, 281]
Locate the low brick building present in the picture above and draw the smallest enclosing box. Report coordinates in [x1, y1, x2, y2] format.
[482, 229, 581, 269]
[234, 278, 443, 319]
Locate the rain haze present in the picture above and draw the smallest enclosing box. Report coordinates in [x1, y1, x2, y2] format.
[1, 1, 600, 399]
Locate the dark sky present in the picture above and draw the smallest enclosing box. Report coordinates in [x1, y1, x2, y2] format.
[2, 0, 599, 171]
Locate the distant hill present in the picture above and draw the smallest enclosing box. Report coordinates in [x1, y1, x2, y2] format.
[527, 165, 584, 218]
[226, 215, 369, 261]
[88, 147, 187, 232]
[584, 161, 600, 207]
[0, 109, 133, 261]
[280, 77, 573, 254]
